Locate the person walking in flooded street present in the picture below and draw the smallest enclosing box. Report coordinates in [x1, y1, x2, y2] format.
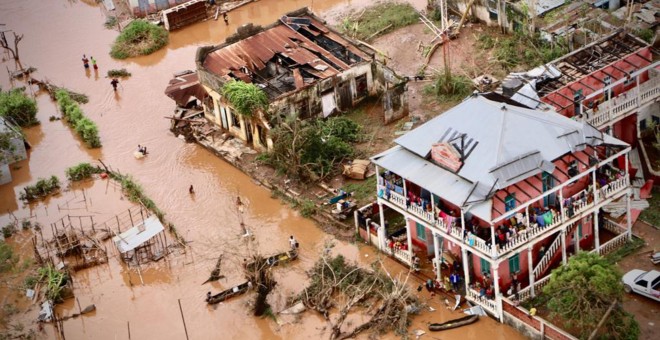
[189, 185, 194, 194]
[223, 12, 229, 25]
[111, 78, 119, 91]
[82, 54, 89, 69]
[90, 56, 98, 70]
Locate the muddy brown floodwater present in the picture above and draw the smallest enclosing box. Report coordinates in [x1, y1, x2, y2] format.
[0, 0, 524, 339]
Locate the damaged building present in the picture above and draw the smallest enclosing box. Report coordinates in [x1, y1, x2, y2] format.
[499, 30, 659, 147]
[447, 0, 567, 31]
[195, 7, 408, 151]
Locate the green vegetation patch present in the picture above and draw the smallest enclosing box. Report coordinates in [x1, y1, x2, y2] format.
[65, 162, 104, 181]
[431, 73, 473, 101]
[639, 186, 660, 227]
[478, 32, 568, 72]
[344, 176, 377, 204]
[0, 241, 18, 272]
[221, 80, 269, 118]
[38, 264, 69, 302]
[267, 117, 362, 181]
[18, 176, 61, 202]
[110, 20, 168, 59]
[542, 252, 639, 339]
[55, 90, 101, 148]
[107, 68, 132, 78]
[0, 88, 38, 127]
[339, 2, 419, 41]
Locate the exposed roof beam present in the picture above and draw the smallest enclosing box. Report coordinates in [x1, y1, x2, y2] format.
[512, 183, 534, 200]
[589, 74, 606, 84]
[635, 51, 652, 63]
[610, 64, 628, 74]
[577, 79, 597, 91]
[524, 178, 543, 194]
[544, 96, 567, 109]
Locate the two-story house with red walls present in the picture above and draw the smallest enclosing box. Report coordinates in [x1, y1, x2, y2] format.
[363, 93, 633, 320]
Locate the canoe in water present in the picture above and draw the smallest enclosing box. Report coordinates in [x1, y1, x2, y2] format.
[206, 281, 251, 305]
[245, 249, 298, 272]
[428, 314, 478, 331]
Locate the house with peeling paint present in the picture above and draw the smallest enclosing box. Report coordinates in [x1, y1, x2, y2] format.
[447, 0, 568, 31]
[358, 92, 634, 321]
[0, 117, 28, 185]
[195, 7, 408, 151]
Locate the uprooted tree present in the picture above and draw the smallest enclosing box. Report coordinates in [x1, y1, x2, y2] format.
[299, 253, 420, 340]
[542, 252, 639, 339]
[244, 253, 277, 317]
[265, 117, 362, 182]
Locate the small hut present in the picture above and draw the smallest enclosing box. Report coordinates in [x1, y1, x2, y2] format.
[113, 216, 167, 265]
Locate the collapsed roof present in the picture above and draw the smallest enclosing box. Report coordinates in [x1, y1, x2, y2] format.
[199, 9, 371, 100]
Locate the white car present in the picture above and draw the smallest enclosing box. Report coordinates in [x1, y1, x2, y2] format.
[622, 269, 660, 302]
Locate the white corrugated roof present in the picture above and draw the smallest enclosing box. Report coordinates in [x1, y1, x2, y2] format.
[113, 216, 164, 253]
[395, 95, 627, 189]
[372, 146, 493, 221]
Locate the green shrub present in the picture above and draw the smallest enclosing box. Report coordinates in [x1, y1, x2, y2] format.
[433, 73, 473, 101]
[19, 176, 61, 202]
[340, 2, 419, 41]
[107, 68, 131, 78]
[38, 264, 69, 302]
[221, 80, 269, 117]
[269, 117, 361, 181]
[0, 88, 39, 126]
[66, 162, 103, 181]
[634, 28, 655, 44]
[299, 199, 318, 217]
[110, 20, 169, 59]
[54, 90, 101, 148]
[0, 241, 18, 272]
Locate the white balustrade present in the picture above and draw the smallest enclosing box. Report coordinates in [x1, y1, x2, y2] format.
[533, 233, 562, 279]
[602, 219, 625, 235]
[581, 76, 659, 129]
[392, 246, 412, 265]
[466, 288, 499, 315]
[596, 233, 628, 256]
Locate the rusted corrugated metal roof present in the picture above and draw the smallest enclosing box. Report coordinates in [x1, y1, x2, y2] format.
[202, 15, 371, 84]
[164, 72, 207, 106]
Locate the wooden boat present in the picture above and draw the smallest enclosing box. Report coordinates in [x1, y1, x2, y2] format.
[245, 250, 298, 272]
[205, 281, 251, 304]
[428, 314, 478, 331]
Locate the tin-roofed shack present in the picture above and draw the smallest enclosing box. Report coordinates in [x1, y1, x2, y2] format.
[195, 7, 408, 151]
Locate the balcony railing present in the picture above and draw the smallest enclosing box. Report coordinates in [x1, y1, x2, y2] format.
[598, 177, 629, 201]
[515, 275, 552, 302]
[379, 171, 629, 259]
[583, 75, 660, 129]
[595, 232, 629, 256]
[532, 232, 562, 280]
[466, 288, 499, 316]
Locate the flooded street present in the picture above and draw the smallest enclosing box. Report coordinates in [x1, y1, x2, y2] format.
[0, 0, 523, 339]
